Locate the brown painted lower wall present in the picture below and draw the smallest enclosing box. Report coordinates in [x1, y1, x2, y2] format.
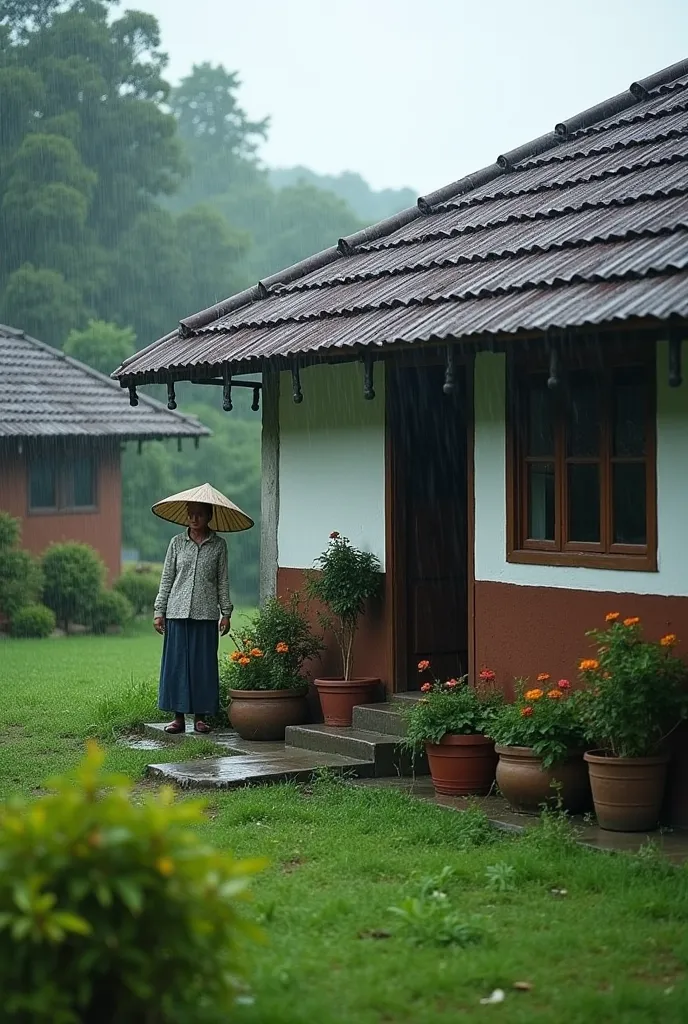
[475, 580, 688, 827]
[0, 447, 123, 582]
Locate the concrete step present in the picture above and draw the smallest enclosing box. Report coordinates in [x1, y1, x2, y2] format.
[284, 723, 427, 777]
[147, 749, 374, 790]
[389, 692, 423, 705]
[352, 702, 408, 737]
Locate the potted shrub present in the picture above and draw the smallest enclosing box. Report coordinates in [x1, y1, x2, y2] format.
[400, 663, 503, 796]
[487, 675, 591, 814]
[306, 532, 383, 726]
[578, 614, 688, 832]
[221, 595, 324, 740]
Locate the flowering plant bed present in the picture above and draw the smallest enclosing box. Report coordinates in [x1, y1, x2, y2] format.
[577, 614, 688, 758]
[487, 675, 585, 769]
[401, 663, 503, 753]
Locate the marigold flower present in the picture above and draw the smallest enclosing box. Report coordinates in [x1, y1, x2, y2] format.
[547, 689, 563, 699]
[521, 706, 533, 717]
[660, 634, 677, 647]
[417, 659, 430, 672]
[329, 531, 340, 539]
[605, 612, 620, 622]
[524, 688, 544, 701]
[238, 656, 251, 666]
[536, 673, 551, 683]
[250, 647, 264, 658]
[276, 642, 290, 654]
[623, 617, 640, 627]
[230, 650, 242, 663]
[557, 678, 571, 690]
[420, 682, 432, 693]
[579, 659, 599, 671]
[479, 668, 496, 682]
[156, 857, 175, 877]
[445, 678, 458, 688]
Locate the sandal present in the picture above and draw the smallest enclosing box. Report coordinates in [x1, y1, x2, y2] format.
[165, 718, 185, 734]
[194, 720, 211, 734]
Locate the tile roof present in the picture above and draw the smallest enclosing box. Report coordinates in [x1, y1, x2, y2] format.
[0, 325, 209, 440]
[116, 58, 688, 386]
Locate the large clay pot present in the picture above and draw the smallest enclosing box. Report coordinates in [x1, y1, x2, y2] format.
[229, 687, 309, 741]
[426, 734, 497, 796]
[495, 745, 591, 814]
[314, 677, 380, 726]
[584, 750, 670, 832]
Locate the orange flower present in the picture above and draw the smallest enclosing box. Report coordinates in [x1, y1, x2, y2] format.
[536, 673, 551, 683]
[660, 634, 677, 647]
[579, 659, 599, 671]
[250, 648, 264, 658]
[605, 612, 620, 622]
[521, 706, 533, 717]
[547, 689, 563, 699]
[276, 642, 289, 654]
[557, 679, 571, 690]
[417, 660, 430, 672]
[229, 651, 242, 663]
[623, 617, 640, 627]
[524, 688, 544, 701]
[420, 682, 432, 693]
[238, 656, 251, 666]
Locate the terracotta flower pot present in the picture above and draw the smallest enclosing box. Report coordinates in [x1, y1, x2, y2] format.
[495, 745, 591, 814]
[425, 734, 497, 796]
[314, 677, 380, 726]
[584, 750, 670, 832]
[229, 687, 309, 741]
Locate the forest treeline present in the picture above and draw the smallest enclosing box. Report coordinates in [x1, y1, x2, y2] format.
[0, 1, 414, 600]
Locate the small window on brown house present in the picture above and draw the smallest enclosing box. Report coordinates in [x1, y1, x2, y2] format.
[507, 350, 656, 571]
[29, 455, 97, 513]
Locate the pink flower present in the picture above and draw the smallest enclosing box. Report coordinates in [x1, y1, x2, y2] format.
[417, 660, 430, 672]
[420, 682, 432, 693]
[557, 679, 571, 690]
[445, 678, 458, 688]
[479, 668, 496, 683]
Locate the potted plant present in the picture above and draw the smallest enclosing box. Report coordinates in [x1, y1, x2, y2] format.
[578, 614, 688, 832]
[487, 675, 591, 814]
[306, 531, 383, 726]
[400, 663, 503, 796]
[221, 594, 324, 740]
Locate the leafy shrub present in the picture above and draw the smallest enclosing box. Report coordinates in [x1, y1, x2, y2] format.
[0, 512, 43, 620]
[42, 542, 105, 631]
[221, 594, 323, 692]
[487, 673, 585, 768]
[10, 603, 56, 639]
[90, 677, 160, 738]
[401, 662, 503, 754]
[0, 744, 266, 1023]
[114, 566, 160, 616]
[89, 589, 134, 634]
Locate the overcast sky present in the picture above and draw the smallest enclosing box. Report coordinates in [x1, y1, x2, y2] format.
[138, 0, 688, 194]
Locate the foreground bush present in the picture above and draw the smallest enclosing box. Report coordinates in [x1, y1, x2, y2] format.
[0, 744, 265, 1023]
[10, 603, 56, 639]
[114, 566, 160, 616]
[89, 589, 134, 634]
[42, 542, 105, 631]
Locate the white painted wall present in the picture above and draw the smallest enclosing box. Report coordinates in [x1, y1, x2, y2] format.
[474, 342, 688, 596]
[277, 362, 386, 570]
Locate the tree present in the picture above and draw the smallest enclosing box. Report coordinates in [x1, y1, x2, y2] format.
[64, 319, 136, 375]
[1, 264, 84, 346]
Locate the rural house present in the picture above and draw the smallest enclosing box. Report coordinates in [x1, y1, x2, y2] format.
[115, 59, 688, 817]
[0, 324, 209, 579]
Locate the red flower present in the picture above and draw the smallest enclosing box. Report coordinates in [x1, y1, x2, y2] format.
[521, 706, 533, 717]
[445, 678, 458, 688]
[479, 668, 496, 683]
[557, 679, 571, 690]
[420, 682, 432, 693]
[417, 659, 430, 672]
[329, 531, 340, 539]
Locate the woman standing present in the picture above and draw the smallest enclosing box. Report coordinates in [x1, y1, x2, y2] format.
[151, 483, 254, 734]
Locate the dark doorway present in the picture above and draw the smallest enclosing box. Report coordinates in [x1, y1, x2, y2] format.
[388, 362, 468, 689]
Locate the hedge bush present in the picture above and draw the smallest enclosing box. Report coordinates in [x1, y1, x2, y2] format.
[10, 603, 56, 639]
[0, 744, 266, 1023]
[114, 566, 160, 616]
[89, 590, 134, 634]
[42, 542, 105, 631]
[0, 512, 43, 620]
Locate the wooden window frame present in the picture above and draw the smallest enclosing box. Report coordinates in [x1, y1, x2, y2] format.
[28, 453, 98, 516]
[506, 346, 657, 572]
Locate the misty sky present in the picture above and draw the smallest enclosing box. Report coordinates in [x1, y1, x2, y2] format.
[138, 0, 688, 194]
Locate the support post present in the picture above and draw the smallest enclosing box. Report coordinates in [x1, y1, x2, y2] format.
[260, 366, 280, 605]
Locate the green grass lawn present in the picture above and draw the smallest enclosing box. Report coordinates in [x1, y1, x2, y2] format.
[3, 627, 688, 1022]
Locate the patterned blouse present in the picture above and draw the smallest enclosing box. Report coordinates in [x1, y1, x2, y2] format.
[154, 530, 233, 620]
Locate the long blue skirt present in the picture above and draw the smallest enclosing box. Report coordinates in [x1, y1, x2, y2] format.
[158, 618, 220, 715]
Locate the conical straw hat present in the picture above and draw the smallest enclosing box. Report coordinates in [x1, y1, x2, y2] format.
[151, 482, 254, 533]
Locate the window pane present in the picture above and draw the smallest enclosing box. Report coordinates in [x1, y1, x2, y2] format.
[567, 372, 600, 457]
[69, 457, 96, 508]
[568, 463, 600, 542]
[614, 370, 646, 457]
[613, 462, 646, 545]
[526, 377, 554, 457]
[527, 462, 555, 540]
[29, 459, 56, 509]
